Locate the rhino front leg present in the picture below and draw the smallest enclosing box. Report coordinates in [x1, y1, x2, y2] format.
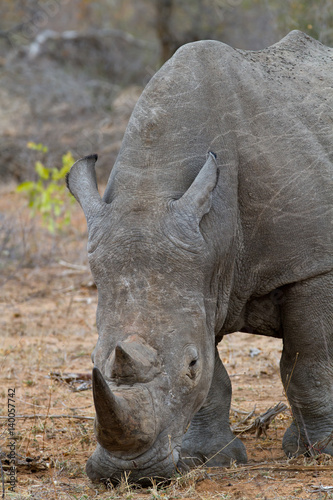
[181, 347, 247, 467]
[280, 272, 333, 457]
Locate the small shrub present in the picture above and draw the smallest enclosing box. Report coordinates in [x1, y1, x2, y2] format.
[17, 142, 75, 233]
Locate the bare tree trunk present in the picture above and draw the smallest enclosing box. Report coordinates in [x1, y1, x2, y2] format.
[155, 0, 175, 64]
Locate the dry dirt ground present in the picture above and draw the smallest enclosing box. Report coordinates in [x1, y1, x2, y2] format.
[1, 185, 333, 500]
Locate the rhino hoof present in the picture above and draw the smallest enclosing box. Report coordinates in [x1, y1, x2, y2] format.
[181, 435, 247, 468]
[283, 423, 333, 458]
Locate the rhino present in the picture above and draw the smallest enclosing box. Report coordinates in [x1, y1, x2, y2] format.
[67, 30, 333, 485]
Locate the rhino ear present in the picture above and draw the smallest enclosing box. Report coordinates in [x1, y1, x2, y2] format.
[66, 154, 107, 225]
[173, 152, 218, 221]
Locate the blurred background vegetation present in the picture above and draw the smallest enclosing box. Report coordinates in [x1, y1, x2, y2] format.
[0, 0, 332, 183]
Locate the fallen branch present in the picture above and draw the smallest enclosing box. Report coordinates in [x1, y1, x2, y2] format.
[308, 484, 333, 494]
[242, 402, 288, 437]
[231, 406, 255, 415]
[59, 260, 88, 272]
[205, 459, 333, 475]
[231, 406, 256, 433]
[49, 371, 91, 382]
[49, 371, 92, 392]
[0, 452, 50, 472]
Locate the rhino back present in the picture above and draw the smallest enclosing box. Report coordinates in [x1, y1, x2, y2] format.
[103, 30, 332, 291]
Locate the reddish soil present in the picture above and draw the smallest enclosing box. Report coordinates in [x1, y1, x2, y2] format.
[1, 186, 332, 500]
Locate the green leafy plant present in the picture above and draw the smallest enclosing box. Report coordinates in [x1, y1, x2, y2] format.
[17, 142, 75, 233]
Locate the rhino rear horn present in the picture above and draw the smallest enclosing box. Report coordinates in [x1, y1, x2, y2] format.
[111, 335, 161, 383]
[92, 367, 156, 454]
[173, 152, 218, 222]
[66, 154, 107, 225]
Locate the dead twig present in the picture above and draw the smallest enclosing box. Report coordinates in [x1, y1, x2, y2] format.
[207, 462, 333, 474]
[49, 371, 92, 382]
[308, 431, 333, 455]
[308, 484, 333, 494]
[252, 402, 288, 438]
[231, 406, 256, 433]
[0, 451, 50, 472]
[49, 371, 92, 391]
[231, 406, 256, 415]
[237, 402, 288, 437]
[71, 382, 92, 392]
[59, 259, 88, 272]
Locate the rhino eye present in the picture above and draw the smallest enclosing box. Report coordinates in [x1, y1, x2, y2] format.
[189, 358, 197, 368]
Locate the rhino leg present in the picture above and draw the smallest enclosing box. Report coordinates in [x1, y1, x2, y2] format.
[280, 272, 333, 457]
[181, 348, 247, 467]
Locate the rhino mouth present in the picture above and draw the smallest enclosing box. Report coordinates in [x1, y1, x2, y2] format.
[86, 440, 182, 486]
[88, 353, 185, 485]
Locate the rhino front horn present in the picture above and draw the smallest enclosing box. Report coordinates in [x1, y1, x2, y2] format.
[66, 154, 108, 226]
[92, 367, 157, 455]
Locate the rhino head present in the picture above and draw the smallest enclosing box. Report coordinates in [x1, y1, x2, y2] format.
[67, 152, 220, 484]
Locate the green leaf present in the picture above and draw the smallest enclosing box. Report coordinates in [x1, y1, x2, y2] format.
[62, 151, 75, 172]
[51, 167, 66, 181]
[45, 183, 57, 195]
[46, 219, 56, 234]
[63, 211, 71, 226]
[16, 181, 35, 193]
[27, 141, 48, 153]
[35, 161, 50, 180]
[51, 168, 60, 181]
[54, 205, 62, 216]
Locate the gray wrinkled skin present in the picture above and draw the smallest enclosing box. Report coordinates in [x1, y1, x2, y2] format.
[67, 31, 333, 485]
